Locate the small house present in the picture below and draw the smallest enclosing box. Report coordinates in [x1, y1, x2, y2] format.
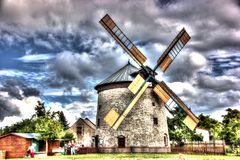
[196, 127, 210, 142]
[0, 133, 60, 158]
[69, 118, 96, 147]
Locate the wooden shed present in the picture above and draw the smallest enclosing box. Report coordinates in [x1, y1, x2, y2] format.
[0, 133, 60, 159]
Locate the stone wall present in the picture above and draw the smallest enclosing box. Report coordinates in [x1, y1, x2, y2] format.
[95, 83, 170, 149]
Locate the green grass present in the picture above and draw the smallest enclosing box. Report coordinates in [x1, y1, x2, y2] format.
[8, 153, 239, 160]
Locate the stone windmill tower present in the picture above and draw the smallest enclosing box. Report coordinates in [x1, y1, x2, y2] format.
[95, 62, 170, 151]
[94, 14, 200, 152]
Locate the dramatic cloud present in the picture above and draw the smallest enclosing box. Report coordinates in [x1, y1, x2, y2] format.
[0, 0, 240, 126]
[0, 96, 20, 121]
[0, 79, 40, 100]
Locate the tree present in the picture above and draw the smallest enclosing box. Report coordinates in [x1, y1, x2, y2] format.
[35, 117, 65, 153]
[222, 108, 240, 147]
[0, 119, 36, 135]
[34, 101, 47, 118]
[198, 114, 223, 140]
[58, 111, 69, 130]
[33, 101, 58, 119]
[0, 101, 73, 154]
[168, 107, 203, 146]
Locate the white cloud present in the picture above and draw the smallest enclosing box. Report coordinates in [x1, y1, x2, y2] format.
[34, 39, 53, 49]
[47, 101, 96, 126]
[17, 54, 55, 62]
[0, 96, 40, 128]
[11, 96, 40, 118]
[0, 69, 26, 77]
[0, 116, 23, 128]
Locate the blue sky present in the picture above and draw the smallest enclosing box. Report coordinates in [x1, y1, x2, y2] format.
[0, 0, 240, 127]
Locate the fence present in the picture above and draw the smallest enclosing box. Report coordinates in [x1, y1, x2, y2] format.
[74, 141, 225, 154]
[76, 146, 170, 154]
[171, 141, 226, 155]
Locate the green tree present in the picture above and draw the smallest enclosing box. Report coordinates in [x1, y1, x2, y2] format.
[33, 101, 58, 119]
[0, 100, 74, 154]
[35, 117, 65, 153]
[198, 114, 223, 140]
[222, 108, 240, 147]
[34, 101, 47, 117]
[168, 107, 203, 145]
[58, 111, 69, 130]
[1, 118, 36, 135]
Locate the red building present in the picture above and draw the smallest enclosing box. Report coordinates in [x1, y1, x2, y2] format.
[0, 133, 60, 159]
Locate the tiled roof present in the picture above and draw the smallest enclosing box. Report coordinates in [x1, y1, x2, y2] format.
[95, 62, 139, 89]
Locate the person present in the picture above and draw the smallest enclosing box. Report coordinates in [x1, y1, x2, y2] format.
[63, 142, 68, 155]
[70, 141, 75, 155]
[26, 147, 30, 157]
[27, 145, 35, 158]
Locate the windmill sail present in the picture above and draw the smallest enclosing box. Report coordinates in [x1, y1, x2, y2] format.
[100, 14, 147, 65]
[104, 108, 120, 127]
[100, 13, 199, 131]
[128, 74, 145, 94]
[112, 82, 149, 130]
[153, 82, 199, 130]
[157, 28, 191, 72]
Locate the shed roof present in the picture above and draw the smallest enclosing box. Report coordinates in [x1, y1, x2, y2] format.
[0, 133, 40, 139]
[95, 62, 139, 89]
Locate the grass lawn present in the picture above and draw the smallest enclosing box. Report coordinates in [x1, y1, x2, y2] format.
[8, 153, 239, 160]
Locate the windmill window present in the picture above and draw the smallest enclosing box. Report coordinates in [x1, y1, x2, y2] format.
[97, 118, 100, 127]
[77, 125, 84, 135]
[152, 102, 155, 106]
[98, 105, 102, 110]
[153, 117, 158, 125]
[164, 133, 168, 146]
[118, 136, 125, 148]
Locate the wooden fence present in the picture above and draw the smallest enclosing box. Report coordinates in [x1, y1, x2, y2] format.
[76, 146, 170, 154]
[171, 141, 226, 155]
[74, 141, 225, 154]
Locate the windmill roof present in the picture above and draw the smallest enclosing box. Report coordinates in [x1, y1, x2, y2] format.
[95, 62, 139, 89]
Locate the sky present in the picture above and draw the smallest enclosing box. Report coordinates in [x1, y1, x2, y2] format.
[0, 0, 240, 128]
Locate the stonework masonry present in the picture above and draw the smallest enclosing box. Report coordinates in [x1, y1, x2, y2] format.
[95, 82, 170, 149]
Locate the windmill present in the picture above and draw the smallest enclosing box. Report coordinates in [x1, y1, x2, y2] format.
[99, 14, 199, 131]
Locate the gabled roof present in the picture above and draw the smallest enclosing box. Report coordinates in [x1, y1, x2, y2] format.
[71, 118, 96, 130]
[0, 133, 40, 139]
[95, 62, 139, 89]
[84, 118, 96, 130]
